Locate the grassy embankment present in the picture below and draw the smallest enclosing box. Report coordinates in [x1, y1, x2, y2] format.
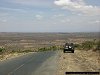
[0, 40, 100, 54]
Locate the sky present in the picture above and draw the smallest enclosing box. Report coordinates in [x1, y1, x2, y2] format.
[0, 0, 100, 32]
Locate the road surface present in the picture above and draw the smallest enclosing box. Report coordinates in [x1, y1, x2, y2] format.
[0, 50, 99, 75]
[0, 51, 57, 75]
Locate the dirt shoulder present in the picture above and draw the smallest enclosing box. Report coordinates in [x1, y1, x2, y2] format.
[0, 52, 34, 61]
[57, 50, 100, 75]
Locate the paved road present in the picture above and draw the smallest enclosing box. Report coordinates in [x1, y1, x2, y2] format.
[0, 51, 56, 75]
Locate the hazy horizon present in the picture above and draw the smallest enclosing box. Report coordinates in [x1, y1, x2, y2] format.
[0, 30, 100, 33]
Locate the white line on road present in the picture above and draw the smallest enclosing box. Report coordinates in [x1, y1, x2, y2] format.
[8, 64, 25, 75]
[7, 53, 34, 75]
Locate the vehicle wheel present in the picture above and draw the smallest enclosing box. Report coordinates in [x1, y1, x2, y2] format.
[63, 50, 66, 53]
[72, 50, 74, 53]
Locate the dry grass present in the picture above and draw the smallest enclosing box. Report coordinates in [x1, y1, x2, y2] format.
[57, 50, 100, 75]
[0, 52, 28, 61]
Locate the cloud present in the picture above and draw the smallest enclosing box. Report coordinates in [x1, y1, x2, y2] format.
[10, 0, 48, 4]
[54, 0, 100, 15]
[2, 19, 7, 22]
[89, 20, 100, 24]
[54, 14, 65, 17]
[0, 12, 9, 17]
[0, 7, 26, 13]
[61, 19, 70, 23]
[10, 0, 37, 6]
[0, 18, 7, 23]
[95, 20, 100, 23]
[8, 0, 53, 8]
[51, 14, 66, 19]
[35, 15, 43, 20]
[53, 22, 57, 24]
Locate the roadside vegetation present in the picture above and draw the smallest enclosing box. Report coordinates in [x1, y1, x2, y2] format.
[38, 40, 100, 52]
[38, 45, 63, 52]
[75, 40, 100, 51]
[0, 40, 100, 55]
[0, 47, 5, 54]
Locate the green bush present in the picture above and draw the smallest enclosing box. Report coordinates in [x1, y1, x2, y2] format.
[0, 47, 5, 54]
[81, 41, 94, 50]
[38, 46, 60, 52]
[95, 41, 100, 50]
[74, 44, 81, 49]
[74, 41, 98, 50]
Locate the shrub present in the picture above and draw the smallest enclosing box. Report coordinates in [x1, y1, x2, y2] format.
[81, 41, 95, 50]
[0, 47, 5, 54]
[74, 44, 81, 49]
[38, 45, 60, 52]
[95, 41, 100, 50]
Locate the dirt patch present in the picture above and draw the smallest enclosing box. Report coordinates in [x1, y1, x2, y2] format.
[0, 52, 32, 61]
[57, 50, 100, 75]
